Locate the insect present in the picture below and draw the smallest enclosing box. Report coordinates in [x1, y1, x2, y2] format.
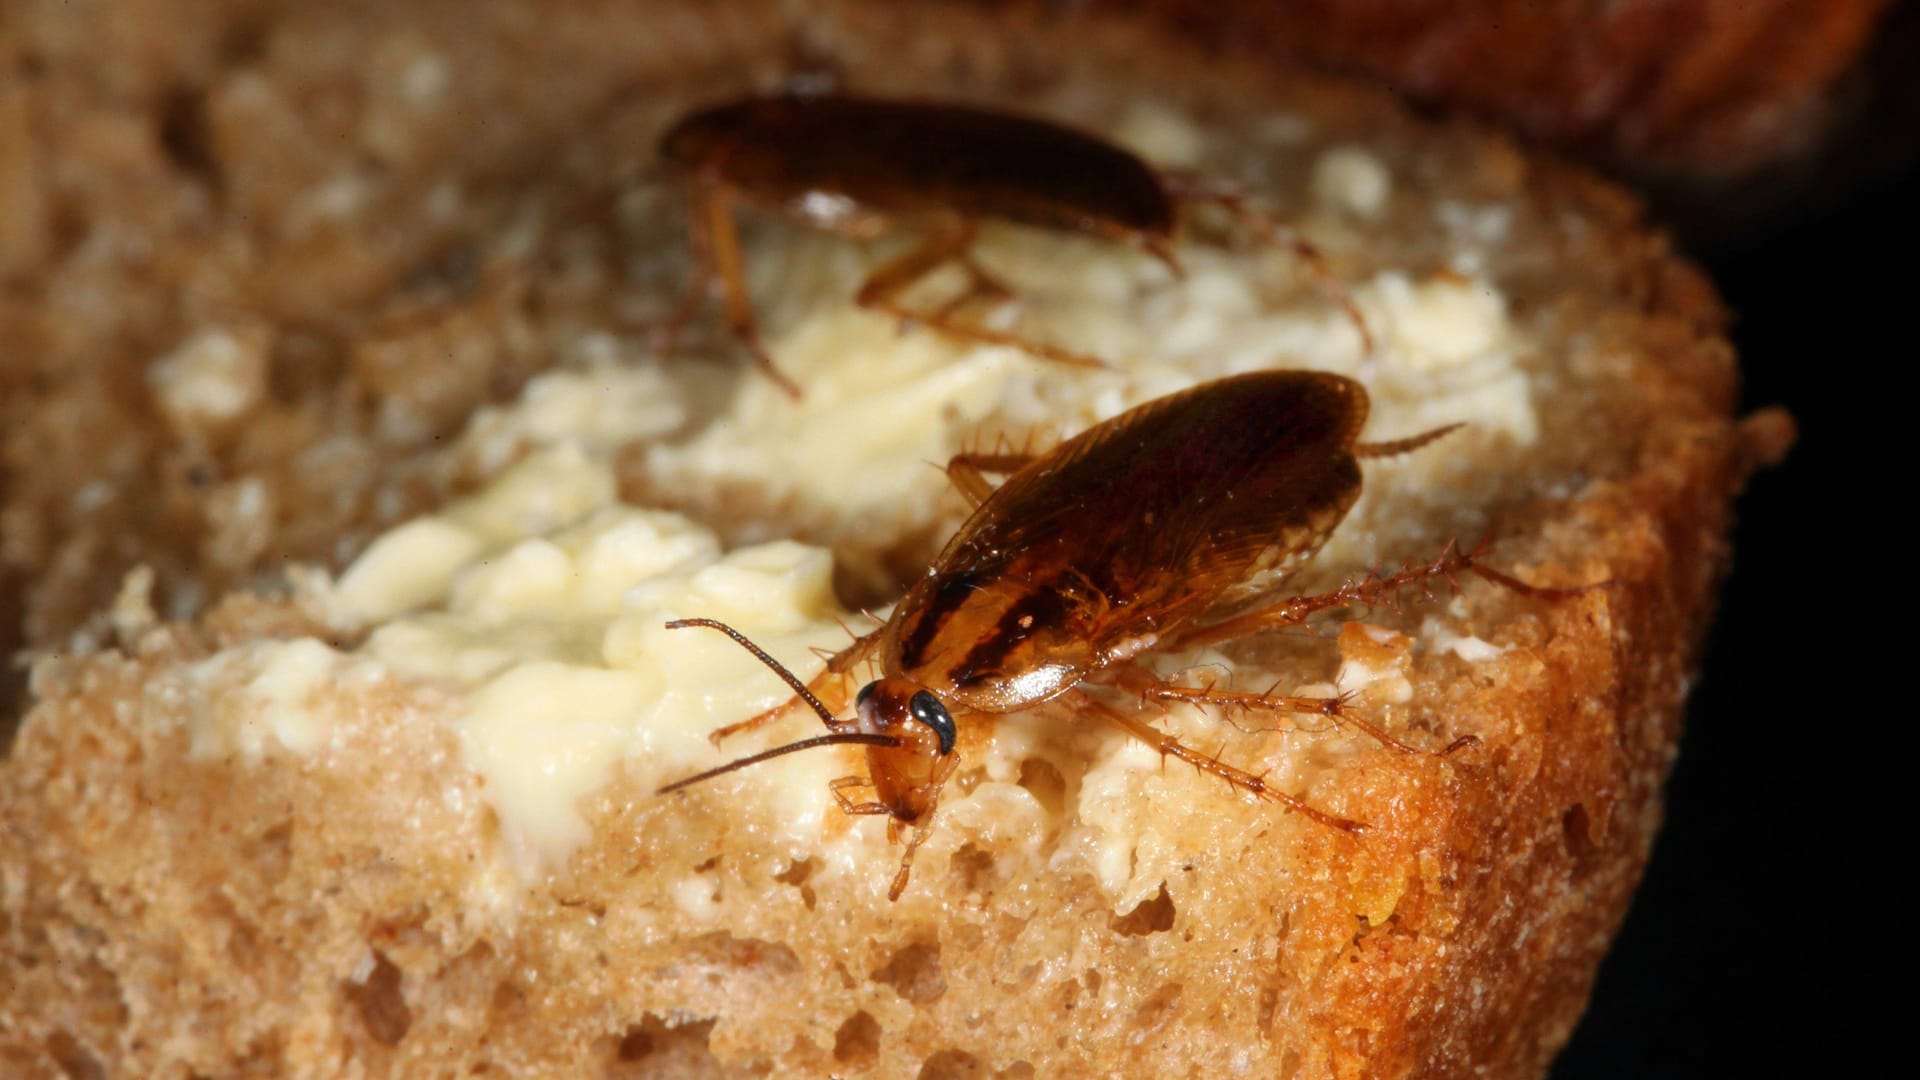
[656, 92, 1368, 395]
[660, 370, 1574, 899]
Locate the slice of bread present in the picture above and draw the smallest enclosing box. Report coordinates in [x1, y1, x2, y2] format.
[0, 1, 1785, 1077]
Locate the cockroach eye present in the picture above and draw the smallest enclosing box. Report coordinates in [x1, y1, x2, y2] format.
[855, 682, 877, 709]
[908, 691, 957, 755]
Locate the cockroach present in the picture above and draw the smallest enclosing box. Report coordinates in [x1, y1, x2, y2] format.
[659, 370, 1570, 899]
[657, 92, 1368, 395]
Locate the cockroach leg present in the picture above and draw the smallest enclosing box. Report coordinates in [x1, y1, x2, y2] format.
[1174, 539, 1556, 651]
[1108, 662, 1336, 718]
[1159, 168, 1374, 356]
[855, 218, 1107, 368]
[927, 252, 1016, 321]
[706, 678, 845, 747]
[830, 775, 895, 816]
[944, 450, 1040, 508]
[699, 626, 884, 747]
[1354, 423, 1464, 459]
[1157, 681, 1443, 756]
[1067, 689, 1368, 834]
[1107, 663, 1448, 756]
[666, 617, 864, 747]
[888, 821, 938, 901]
[879, 753, 956, 903]
[691, 183, 804, 397]
[652, 181, 720, 356]
[854, 215, 975, 319]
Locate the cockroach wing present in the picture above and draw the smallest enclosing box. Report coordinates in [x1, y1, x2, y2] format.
[665, 95, 1175, 240]
[884, 371, 1369, 714]
[939, 370, 1369, 635]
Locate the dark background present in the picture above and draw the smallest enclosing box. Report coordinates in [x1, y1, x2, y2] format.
[1551, 13, 1913, 1077]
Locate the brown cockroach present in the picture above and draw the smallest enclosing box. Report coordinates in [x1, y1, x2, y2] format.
[660, 370, 1574, 899]
[656, 92, 1367, 395]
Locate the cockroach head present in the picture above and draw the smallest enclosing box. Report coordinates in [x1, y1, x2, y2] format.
[856, 679, 957, 755]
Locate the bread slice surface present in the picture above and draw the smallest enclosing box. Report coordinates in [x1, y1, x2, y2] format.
[0, 2, 1772, 1077]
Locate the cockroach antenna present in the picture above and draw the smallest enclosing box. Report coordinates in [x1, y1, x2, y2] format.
[659, 732, 900, 795]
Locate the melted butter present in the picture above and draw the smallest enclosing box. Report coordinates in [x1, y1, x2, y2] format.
[149, 327, 267, 429]
[183, 638, 376, 761]
[350, 487, 855, 876]
[1312, 146, 1393, 220]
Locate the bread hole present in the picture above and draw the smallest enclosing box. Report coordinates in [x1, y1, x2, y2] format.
[918, 1048, 984, 1079]
[686, 931, 801, 977]
[156, 85, 220, 191]
[267, 329, 349, 409]
[225, 915, 262, 968]
[616, 1025, 653, 1061]
[45, 1029, 103, 1080]
[871, 941, 948, 1003]
[489, 975, 523, 1018]
[953, 765, 987, 797]
[1257, 980, 1281, 1035]
[0, 566, 24, 736]
[606, 1013, 720, 1076]
[1015, 757, 1066, 816]
[216, 14, 270, 65]
[997, 1062, 1036, 1079]
[344, 950, 413, 1046]
[252, 822, 293, 884]
[774, 856, 818, 910]
[235, 1030, 286, 1073]
[948, 842, 997, 893]
[1562, 802, 1603, 871]
[832, 1009, 883, 1065]
[1127, 982, 1184, 1046]
[1109, 881, 1176, 937]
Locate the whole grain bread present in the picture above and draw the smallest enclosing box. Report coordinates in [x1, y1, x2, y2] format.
[0, 2, 1784, 1077]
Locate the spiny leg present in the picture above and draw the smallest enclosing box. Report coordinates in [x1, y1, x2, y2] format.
[830, 775, 895, 816]
[1160, 168, 1374, 356]
[693, 182, 803, 397]
[944, 450, 1040, 508]
[1106, 663, 1450, 756]
[706, 626, 884, 746]
[1066, 689, 1366, 834]
[888, 821, 938, 901]
[1168, 537, 1592, 652]
[881, 750, 958, 900]
[928, 252, 1017, 321]
[1354, 423, 1464, 459]
[855, 218, 1107, 368]
[654, 180, 721, 356]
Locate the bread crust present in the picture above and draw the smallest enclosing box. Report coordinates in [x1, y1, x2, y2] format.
[1061, 0, 1888, 179]
[1, 2, 1770, 1077]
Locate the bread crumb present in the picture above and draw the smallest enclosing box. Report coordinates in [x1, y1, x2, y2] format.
[1312, 146, 1393, 219]
[149, 328, 267, 429]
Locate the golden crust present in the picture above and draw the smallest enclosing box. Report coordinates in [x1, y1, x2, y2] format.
[1, 2, 1770, 1077]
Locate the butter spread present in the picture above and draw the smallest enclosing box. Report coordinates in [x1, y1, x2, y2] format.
[175, 104, 1538, 900]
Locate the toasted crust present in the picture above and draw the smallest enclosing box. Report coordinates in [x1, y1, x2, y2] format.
[1070, 0, 1888, 179]
[1, 2, 1770, 1078]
